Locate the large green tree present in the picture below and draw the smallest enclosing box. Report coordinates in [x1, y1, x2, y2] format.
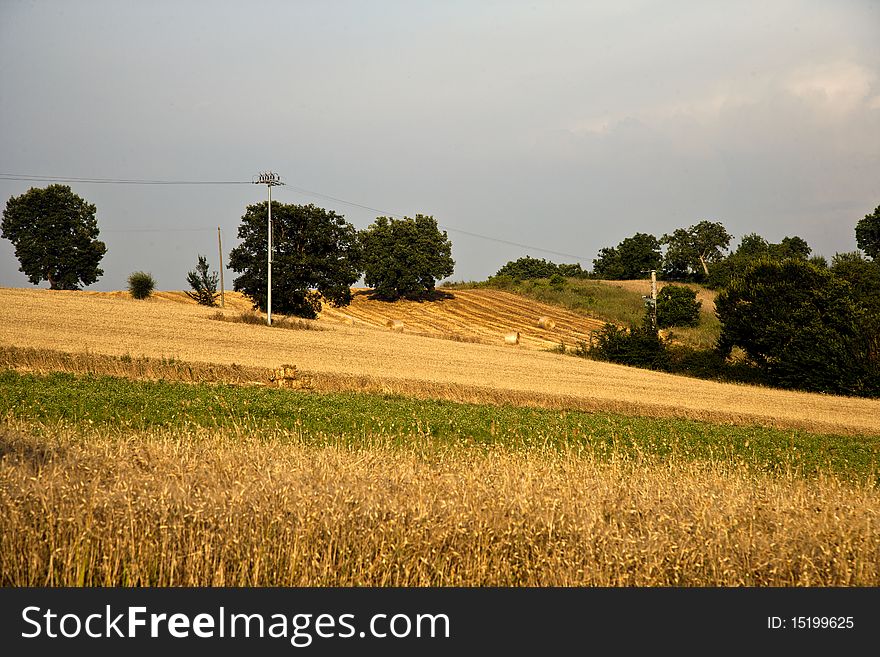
[592, 232, 661, 279]
[661, 220, 731, 279]
[360, 214, 454, 300]
[228, 202, 361, 318]
[856, 204, 880, 260]
[1, 184, 106, 289]
[716, 259, 878, 396]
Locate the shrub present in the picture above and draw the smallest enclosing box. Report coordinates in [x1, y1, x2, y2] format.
[127, 271, 156, 300]
[549, 273, 566, 291]
[657, 285, 701, 328]
[592, 313, 668, 369]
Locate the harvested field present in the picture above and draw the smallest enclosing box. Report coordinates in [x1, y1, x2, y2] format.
[320, 288, 606, 348]
[2, 287, 879, 435]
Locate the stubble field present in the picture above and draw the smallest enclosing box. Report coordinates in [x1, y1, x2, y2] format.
[1, 286, 879, 586]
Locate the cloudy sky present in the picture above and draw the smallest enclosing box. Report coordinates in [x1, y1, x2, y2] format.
[1, 0, 878, 290]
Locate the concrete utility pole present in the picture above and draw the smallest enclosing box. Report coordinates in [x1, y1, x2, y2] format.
[253, 171, 283, 325]
[217, 226, 225, 309]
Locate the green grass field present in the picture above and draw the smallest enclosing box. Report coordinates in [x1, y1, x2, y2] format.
[2, 370, 877, 484]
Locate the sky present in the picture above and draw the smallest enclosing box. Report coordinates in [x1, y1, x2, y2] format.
[1, 0, 878, 291]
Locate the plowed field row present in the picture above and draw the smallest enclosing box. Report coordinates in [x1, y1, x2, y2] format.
[319, 289, 606, 348]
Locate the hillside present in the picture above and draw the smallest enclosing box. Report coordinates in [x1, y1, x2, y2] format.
[2, 286, 879, 435]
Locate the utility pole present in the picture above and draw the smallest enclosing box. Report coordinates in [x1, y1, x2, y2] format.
[650, 269, 658, 330]
[217, 226, 225, 309]
[641, 269, 658, 331]
[253, 171, 283, 325]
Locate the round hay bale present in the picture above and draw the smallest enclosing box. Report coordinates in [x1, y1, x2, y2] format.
[537, 316, 556, 330]
[504, 331, 520, 345]
[339, 314, 355, 325]
[386, 319, 404, 332]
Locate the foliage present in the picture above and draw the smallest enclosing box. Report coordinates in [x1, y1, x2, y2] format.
[228, 202, 361, 318]
[185, 255, 219, 307]
[707, 233, 812, 288]
[593, 233, 661, 279]
[549, 273, 566, 291]
[855, 204, 880, 260]
[127, 271, 156, 300]
[592, 313, 668, 370]
[1, 184, 107, 289]
[716, 259, 879, 396]
[661, 221, 731, 280]
[656, 285, 701, 328]
[493, 256, 587, 280]
[359, 214, 454, 300]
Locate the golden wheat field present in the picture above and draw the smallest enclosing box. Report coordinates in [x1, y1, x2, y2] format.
[1, 287, 879, 435]
[2, 422, 878, 586]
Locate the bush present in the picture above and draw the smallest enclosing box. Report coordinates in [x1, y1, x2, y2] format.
[657, 285, 701, 328]
[127, 271, 156, 300]
[592, 313, 668, 369]
[549, 273, 566, 291]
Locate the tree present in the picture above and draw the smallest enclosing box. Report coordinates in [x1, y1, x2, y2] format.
[656, 285, 701, 328]
[716, 259, 878, 396]
[228, 202, 361, 319]
[591, 247, 624, 279]
[360, 214, 454, 300]
[495, 256, 559, 280]
[856, 205, 880, 260]
[1, 184, 107, 289]
[185, 255, 219, 307]
[708, 233, 812, 288]
[616, 232, 661, 278]
[661, 220, 731, 279]
[592, 233, 660, 279]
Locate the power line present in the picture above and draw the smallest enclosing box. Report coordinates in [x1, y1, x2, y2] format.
[0, 174, 251, 185]
[277, 185, 591, 262]
[2, 171, 592, 261]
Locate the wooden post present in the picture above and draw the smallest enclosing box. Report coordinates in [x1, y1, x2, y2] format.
[217, 226, 225, 308]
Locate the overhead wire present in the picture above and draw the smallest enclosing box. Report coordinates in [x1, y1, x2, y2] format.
[1, 172, 590, 261]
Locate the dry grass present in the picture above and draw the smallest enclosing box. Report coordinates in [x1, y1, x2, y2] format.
[1, 421, 877, 586]
[209, 309, 323, 331]
[2, 288, 879, 435]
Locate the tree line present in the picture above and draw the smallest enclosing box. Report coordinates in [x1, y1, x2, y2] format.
[1, 185, 454, 319]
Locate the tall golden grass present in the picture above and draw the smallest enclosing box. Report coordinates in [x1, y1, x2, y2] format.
[1, 421, 877, 586]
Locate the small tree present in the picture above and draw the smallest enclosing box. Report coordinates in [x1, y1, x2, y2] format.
[128, 271, 156, 300]
[656, 285, 701, 328]
[185, 255, 219, 307]
[2, 184, 107, 289]
[360, 214, 454, 300]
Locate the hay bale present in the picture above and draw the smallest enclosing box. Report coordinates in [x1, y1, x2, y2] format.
[339, 314, 355, 325]
[386, 319, 404, 332]
[537, 316, 556, 330]
[504, 331, 520, 345]
[269, 364, 297, 386]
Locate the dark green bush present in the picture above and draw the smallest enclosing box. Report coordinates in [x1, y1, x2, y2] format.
[592, 313, 668, 370]
[127, 271, 156, 300]
[657, 285, 701, 328]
